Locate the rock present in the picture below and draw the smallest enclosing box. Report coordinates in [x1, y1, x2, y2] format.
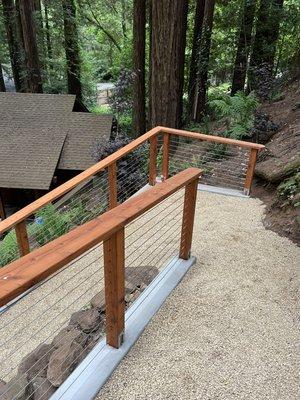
[0, 374, 29, 400]
[125, 290, 140, 305]
[125, 266, 158, 290]
[52, 327, 88, 349]
[69, 308, 101, 333]
[0, 380, 5, 390]
[31, 377, 56, 400]
[292, 192, 300, 205]
[90, 290, 105, 312]
[47, 342, 82, 387]
[18, 343, 53, 379]
[255, 156, 300, 183]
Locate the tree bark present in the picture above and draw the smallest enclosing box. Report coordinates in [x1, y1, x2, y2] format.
[18, 0, 43, 92]
[231, 0, 256, 95]
[248, 0, 284, 96]
[188, 0, 206, 121]
[193, 0, 216, 122]
[0, 63, 6, 91]
[1, 0, 26, 92]
[133, 0, 146, 136]
[150, 0, 188, 128]
[62, 0, 82, 100]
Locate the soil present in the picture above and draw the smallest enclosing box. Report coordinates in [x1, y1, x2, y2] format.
[253, 79, 300, 245]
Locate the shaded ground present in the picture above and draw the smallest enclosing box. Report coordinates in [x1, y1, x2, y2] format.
[96, 191, 300, 400]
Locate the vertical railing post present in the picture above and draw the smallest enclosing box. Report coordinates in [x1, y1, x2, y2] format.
[108, 162, 118, 209]
[103, 227, 125, 348]
[162, 133, 170, 181]
[179, 178, 199, 260]
[15, 221, 30, 256]
[244, 148, 258, 196]
[149, 135, 158, 186]
[0, 191, 6, 221]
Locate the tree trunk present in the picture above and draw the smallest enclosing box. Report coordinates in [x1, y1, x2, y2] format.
[150, 0, 188, 128]
[231, 0, 256, 95]
[62, 0, 82, 100]
[133, 0, 146, 136]
[1, 0, 26, 92]
[18, 0, 43, 92]
[247, 0, 284, 97]
[188, 0, 206, 121]
[0, 63, 6, 91]
[193, 0, 216, 122]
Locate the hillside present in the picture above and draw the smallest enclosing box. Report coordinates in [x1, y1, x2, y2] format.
[253, 79, 300, 244]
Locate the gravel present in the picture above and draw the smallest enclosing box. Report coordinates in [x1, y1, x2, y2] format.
[96, 191, 300, 400]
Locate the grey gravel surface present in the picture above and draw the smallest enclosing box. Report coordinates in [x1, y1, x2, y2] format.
[96, 191, 300, 400]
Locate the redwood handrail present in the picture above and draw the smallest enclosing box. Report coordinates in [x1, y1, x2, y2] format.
[0, 126, 264, 259]
[0, 168, 201, 348]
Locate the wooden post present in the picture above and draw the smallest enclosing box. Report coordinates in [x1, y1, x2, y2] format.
[179, 178, 198, 260]
[0, 190, 6, 221]
[103, 228, 125, 348]
[108, 162, 118, 209]
[162, 133, 170, 181]
[15, 221, 30, 257]
[149, 136, 158, 186]
[244, 148, 258, 195]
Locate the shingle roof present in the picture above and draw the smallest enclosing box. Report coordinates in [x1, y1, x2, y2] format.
[0, 126, 66, 190]
[0, 92, 76, 116]
[57, 113, 113, 170]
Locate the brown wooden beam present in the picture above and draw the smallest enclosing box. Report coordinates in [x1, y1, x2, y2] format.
[244, 148, 258, 195]
[149, 136, 158, 186]
[15, 221, 30, 257]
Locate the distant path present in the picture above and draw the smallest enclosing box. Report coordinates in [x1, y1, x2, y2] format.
[96, 191, 300, 400]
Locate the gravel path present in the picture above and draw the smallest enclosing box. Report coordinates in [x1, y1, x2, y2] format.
[96, 191, 300, 400]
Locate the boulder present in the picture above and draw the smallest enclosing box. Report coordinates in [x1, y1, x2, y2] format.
[30, 377, 56, 400]
[90, 290, 105, 312]
[0, 374, 29, 400]
[18, 343, 53, 379]
[255, 155, 300, 183]
[51, 327, 88, 349]
[69, 308, 101, 333]
[47, 341, 82, 387]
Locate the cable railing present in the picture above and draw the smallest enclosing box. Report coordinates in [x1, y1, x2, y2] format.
[0, 168, 200, 400]
[0, 126, 264, 268]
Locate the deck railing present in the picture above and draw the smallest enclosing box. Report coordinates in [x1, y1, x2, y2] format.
[0, 169, 200, 399]
[0, 126, 264, 265]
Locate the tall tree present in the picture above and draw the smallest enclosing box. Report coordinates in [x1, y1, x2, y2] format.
[150, 0, 188, 128]
[0, 63, 5, 91]
[18, 0, 43, 92]
[248, 0, 284, 97]
[62, 0, 82, 100]
[231, 0, 256, 95]
[133, 0, 146, 136]
[192, 0, 216, 122]
[1, 0, 26, 91]
[188, 0, 206, 121]
[44, 0, 53, 63]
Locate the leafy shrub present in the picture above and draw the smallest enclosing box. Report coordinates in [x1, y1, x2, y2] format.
[209, 91, 259, 139]
[0, 230, 19, 267]
[277, 176, 299, 200]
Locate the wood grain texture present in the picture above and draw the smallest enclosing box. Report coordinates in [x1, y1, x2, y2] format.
[0, 168, 202, 307]
[15, 221, 30, 256]
[108, 162, 118, 209]
[179, 179, 199, 260]
[244, 148, 258, 195]
[149, 136, 158, 185]
[104, 228, 125, 348]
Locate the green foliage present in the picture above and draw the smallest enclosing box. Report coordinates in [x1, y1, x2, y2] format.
[277, 176, 299, 200]
[0, 230, 19, 268]
[209, 91, 259, 139]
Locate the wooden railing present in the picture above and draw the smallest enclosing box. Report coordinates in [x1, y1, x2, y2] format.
[0, 168, 201, 348]
[0, 126, 264, 261]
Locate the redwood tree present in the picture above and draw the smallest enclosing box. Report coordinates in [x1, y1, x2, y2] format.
[0, 63, 5, 91]
[62, 0, 82, 100]
[248, 0, 284, 97]
[133, 0, 146, 136]
[1, 0, 26, 91]
[150, 0, 188, 128]
[18, 0, 43, 92]
[193, 0, 216, 122]
[188, 0, 206, 121]
[231, 0, 256, 95]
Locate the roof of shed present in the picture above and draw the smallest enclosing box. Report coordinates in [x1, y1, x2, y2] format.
[0, 92, 76, 116]
[0, 126, 66, 190]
